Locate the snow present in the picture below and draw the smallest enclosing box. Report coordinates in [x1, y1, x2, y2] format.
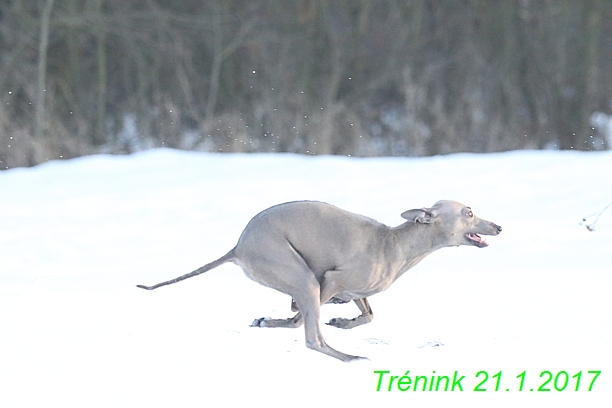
[1, 148, 611, 407]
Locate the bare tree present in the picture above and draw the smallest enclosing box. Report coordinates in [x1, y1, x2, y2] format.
[35, 0, 55, 140]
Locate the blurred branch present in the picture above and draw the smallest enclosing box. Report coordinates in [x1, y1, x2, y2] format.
[581, 201, 612, 231]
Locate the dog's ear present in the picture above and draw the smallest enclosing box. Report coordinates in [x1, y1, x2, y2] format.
[401, 208, 436, 224]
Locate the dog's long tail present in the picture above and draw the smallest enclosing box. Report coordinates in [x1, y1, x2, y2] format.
[136, 248, 236, 290]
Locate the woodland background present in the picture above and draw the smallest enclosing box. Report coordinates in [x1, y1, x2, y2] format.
[2, 0, 612, 169]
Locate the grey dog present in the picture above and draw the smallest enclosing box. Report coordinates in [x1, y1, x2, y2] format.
[138, 200, 502, 362]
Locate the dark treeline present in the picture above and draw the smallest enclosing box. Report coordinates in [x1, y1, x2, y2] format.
[1, 0, 612, 169]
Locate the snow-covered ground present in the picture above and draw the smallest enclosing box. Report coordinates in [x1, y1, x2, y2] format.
[1, 149, 610, 407]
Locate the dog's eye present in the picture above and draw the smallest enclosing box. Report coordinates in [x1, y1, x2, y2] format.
[466, 210, 473, 217]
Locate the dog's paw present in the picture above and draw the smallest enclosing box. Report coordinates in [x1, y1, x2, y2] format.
[250, 317, 270, 327]
[326, 317, 353, 329]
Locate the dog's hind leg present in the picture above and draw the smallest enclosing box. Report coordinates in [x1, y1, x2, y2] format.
[240, 238, 365, 361]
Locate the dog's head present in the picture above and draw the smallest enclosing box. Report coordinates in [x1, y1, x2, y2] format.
[401, 200, 502, 248]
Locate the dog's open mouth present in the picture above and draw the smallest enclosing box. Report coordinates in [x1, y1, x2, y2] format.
[466, 233, 488, 247]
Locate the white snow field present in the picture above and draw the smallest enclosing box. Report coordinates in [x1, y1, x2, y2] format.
[1, 148, 611, 407]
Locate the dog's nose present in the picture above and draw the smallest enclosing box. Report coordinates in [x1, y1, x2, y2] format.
[496, 224, 502, 233]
